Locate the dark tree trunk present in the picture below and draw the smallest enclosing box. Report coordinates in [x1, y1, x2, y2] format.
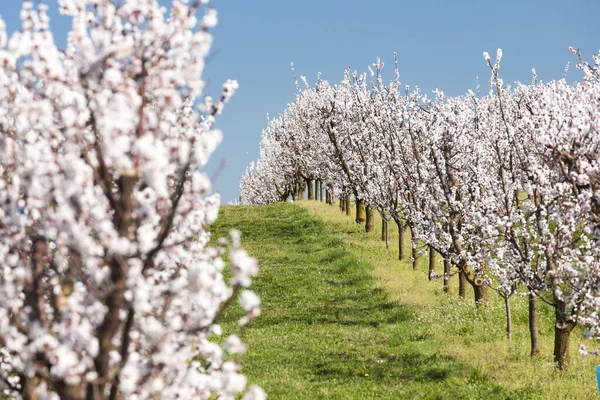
[328, 185, 334, 205]
[410, 229, 418, 270]
[428, 246, 436, 281]
[529, 291, 540, 356]
[345, 194, 351, 216]
[381, 216, 389, 248]
[457, 260, 488, 306]
[365, 206, 374, 232]
[315, 180, 319, 201]
[553, 301, 576, 370]
[398, 222, 404, 260]
[458, 270, 467, 300]
[473, 280, 488, 305]
[88, 172, 137, 399]
[307, 178, 314, 200]
[355, 199, 365, 223]
[20, 374, 37, 400]
[504, 295, 512, 341]
[299, 181, 306, 200]
[443, 258, 450, 293]
[384, 220, 389, 248]
[554, 323, 575, 370]
[319, 180, 324, 201]
[320, 180, 323, 201]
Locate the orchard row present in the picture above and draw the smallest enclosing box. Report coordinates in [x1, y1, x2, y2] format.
[240, 49, 600, 369]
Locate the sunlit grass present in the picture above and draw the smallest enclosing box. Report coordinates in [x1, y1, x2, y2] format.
[211, 201, 599, 399]
[300, 199, 599, 399]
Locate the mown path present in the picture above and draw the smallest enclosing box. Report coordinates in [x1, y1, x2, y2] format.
[211, 203, 573, 399]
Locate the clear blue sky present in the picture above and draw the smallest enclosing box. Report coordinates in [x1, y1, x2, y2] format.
[2, 1, 598, 203]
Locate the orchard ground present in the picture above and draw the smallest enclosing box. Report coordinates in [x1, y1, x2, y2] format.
[212, 201, 598, 399]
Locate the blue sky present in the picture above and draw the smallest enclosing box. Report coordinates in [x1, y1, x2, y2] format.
[2, 1, 599, 203]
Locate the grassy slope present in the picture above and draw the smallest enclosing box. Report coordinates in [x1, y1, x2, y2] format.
[212, 201, 598, 399]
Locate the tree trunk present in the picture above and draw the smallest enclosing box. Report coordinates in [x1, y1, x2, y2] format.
[398, 222, 404, 260]
[299, 181, 306, 200]
[385, 220, 389, 248]
[315, 180, 319, 201]
[307, 178, 314, 200]
[355, 199, 365, 223]
[553, 302, 576, 370]
[345, 194, 351, 216]
[554, 323, 575, 370]
[315, 179, 322, 201]
[319, 180, 327, 203]
[394, 220, 404, 260]
[381, 217, 389, 248]
[20, 374, 37, 400]
[319, 180, 324, 202]
[504, 295, 512, 341]
[442, 258, 450, 293]
[473, 280, 488, 305]
[458, 270, 467, 300]
[410, 229, 418, 270]
[528, 291, 540, 356]
[331, 187, 335, 205]
[294, 182, 299, 200]
[544, 253, 577, 369]
[428, 246, 436, 281]
[365, 206, 374, 232]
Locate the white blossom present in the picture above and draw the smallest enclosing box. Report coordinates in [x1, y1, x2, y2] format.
[0, 1, 262, 398]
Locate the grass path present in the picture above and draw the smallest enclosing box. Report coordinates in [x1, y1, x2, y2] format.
[211, 202, 598, 399]
[299, 200, 597, 399]
[212, 202, 596, 399]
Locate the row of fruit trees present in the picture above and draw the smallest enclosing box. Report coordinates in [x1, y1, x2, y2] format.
[240, 47, 600, 370]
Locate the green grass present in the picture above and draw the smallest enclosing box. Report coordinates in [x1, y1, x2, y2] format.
[211, 201, 599, 399]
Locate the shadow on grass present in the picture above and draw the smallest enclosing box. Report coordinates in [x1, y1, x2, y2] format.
[211, 203, 543, 399]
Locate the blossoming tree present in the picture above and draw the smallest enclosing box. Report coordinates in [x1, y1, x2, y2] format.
[0, 1, 264, 398]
